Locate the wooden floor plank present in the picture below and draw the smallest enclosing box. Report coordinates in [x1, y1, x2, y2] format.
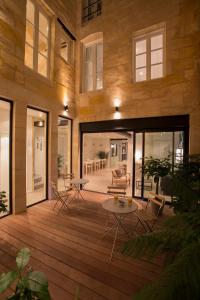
[0, 192, 170, 300]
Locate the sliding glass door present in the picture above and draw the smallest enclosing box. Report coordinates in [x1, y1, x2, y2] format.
[134, 131, 184, 200]
[26, 108, 48, 206]
[57, 117, 72, 190]
[0, 100, 11, 216]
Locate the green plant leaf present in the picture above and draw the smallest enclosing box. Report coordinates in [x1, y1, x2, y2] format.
[16, 248, 30, 271]
[27, 271, 48, 291]
[0, 271, 18, 293]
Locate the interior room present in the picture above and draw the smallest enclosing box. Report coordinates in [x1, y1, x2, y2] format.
[0, 100, 11, 216]
[26, 108, 47, 206]
[82, 131, 133, 195]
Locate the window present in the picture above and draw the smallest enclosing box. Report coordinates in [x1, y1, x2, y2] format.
[25, 0, 51, 78]
[133, 28, 165, 82]
[82, 0, 102, 23]
[60, 30, 74, 64]
[83, 41, 103, 92]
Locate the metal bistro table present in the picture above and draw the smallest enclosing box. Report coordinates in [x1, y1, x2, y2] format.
[102, 198, 137, 261]
[70, 178, 89, 203]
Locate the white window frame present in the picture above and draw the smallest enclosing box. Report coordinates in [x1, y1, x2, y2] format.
[82, 39, 103, 92]
[133, 26, 166, 82]
[25, 0, 51, 78]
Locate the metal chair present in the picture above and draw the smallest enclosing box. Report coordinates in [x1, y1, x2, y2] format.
[51, 181, 72, 214]
[63, 173, 74, 191]
[134, 193, 166, 233]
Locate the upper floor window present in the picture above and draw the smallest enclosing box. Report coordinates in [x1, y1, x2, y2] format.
[133, 27, 165, 82]
[83, 40, 103, 92]
[60, 28, 74, 65]
[25, 0, 51, 78]
[82, 0, 102, 23]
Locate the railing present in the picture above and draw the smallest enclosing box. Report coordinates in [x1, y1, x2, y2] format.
[82, 0, 102, 23]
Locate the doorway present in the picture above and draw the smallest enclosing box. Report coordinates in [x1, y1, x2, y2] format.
[0, 99, 12, 217]
[26, 108, 48, 206]
[80, 115, 189, 200]
[57, 116, 72, 191]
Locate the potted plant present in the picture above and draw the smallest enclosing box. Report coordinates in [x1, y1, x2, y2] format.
[0, 191, 8, 213]
[0, 248, 51, 299]
[142, 156, 171, 194]
[57, 154, 64, 177]
[122, 155, 200, 300]
[97, 151, 107, 159]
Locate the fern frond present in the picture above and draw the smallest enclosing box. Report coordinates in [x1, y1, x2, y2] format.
[133, 241, 200, 300]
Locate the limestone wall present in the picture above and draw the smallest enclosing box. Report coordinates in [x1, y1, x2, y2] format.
[75, 0, 200, 160]
[0, 0, 76, 213]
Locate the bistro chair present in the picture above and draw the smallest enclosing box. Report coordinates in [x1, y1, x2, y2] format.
[63, 173, 74, 191]
[51, 181, 72, 215]
[134, 193, 166, 233]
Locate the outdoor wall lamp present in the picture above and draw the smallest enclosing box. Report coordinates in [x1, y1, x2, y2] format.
[64, 105, 69, 112]
[115, 106, 119, 112]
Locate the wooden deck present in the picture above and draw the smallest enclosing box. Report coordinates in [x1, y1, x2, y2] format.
[0, 191, 169, 300]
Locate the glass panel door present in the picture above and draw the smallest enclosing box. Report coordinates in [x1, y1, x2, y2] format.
[82, 131, 133, 196]
[57, 117, 72, 191]
[26, 108, 47, 206]
[0, 100, 11, 216]
[134, 131, 185, 201]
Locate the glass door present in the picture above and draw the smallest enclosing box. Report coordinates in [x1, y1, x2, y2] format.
[134, 131, 184, 201]
[0, 100, 11, 216]
[26, 108, 48, 206]
[57, 117, 72, 191]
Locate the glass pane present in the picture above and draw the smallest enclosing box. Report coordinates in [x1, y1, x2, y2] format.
[25, 21, 34, 46]
[57, 117, 72, 191]
[136, 67, 146, 82]
[60, 39, 69, 62]
[151, 34, 163, 50]
[38, 33, 48, 57]
[151, 49, 163, 65]
[38, 54, 48, 77]
[25, 44, 33, 69]
[96, 43, 103, 89]
[134, 133, 143, 197]
[85, 46, 93, 91]
[136, 39, 146, 54]
[136, 54, 146, 68]
[39, 12, 49, 37]
[0, 100, 11, 217]
[26, 108, 47, 206]
[82, 132, 133, 196]
[151, 64, 163, 79]
[144, 132, 173, 198]
[174, 131, 184, 163]
[26, 0, 35, 24]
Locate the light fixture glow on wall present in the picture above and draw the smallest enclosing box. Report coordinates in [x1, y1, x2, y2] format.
[114, 105, 121, 119]
[64, 105, 69, 112]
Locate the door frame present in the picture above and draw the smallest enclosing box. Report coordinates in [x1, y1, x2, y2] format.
[58, 115, 73, 175]
[26, 106, 49, 207]
[0, 97, 13, 218]
[80, 115, 189, 198]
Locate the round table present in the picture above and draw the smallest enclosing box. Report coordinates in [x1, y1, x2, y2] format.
[102, 198, 138, 261]
[70, 178, 89, 202]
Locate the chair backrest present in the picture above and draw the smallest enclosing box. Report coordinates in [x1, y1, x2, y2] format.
[147, 192, 166, 216]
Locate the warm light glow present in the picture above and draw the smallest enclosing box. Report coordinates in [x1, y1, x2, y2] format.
[135, 150, 142, 161]
[114, 111, 121, 120]
[114, 97, 121, 107]
[63, 94, 68, 106]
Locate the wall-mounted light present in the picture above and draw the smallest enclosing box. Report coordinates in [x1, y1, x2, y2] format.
[64, 105, 69, 112]
[114, 106, 121, 119]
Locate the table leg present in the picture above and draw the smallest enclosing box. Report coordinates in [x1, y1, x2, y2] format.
[110, 222, 119, 262]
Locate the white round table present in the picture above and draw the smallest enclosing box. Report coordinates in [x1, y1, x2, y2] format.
[102, 198, 138, 261]
[70, 178, 89, 202]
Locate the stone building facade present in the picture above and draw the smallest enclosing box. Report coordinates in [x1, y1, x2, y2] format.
[0, 0, 200, 214]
